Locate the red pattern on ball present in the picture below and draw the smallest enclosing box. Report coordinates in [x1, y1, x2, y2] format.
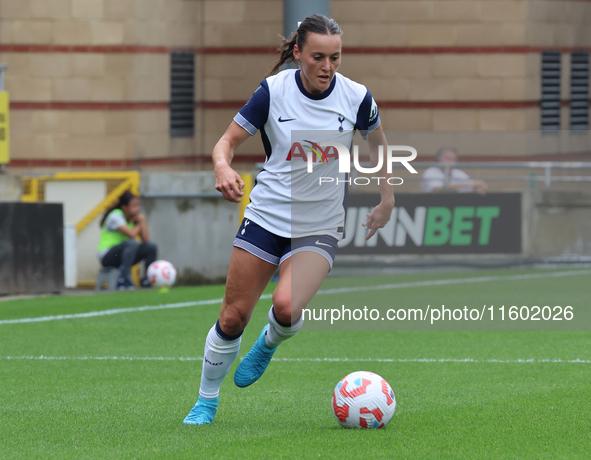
[332, 392, 350, 422]
[360, 406, 384, 422]
[381, 378, 394, 405]
[339, 378, 372, 399]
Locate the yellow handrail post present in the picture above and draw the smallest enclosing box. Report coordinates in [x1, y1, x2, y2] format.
[21, 178, 39, 202]
[75, 178, 133, 233]
[239, 173, 253, 223]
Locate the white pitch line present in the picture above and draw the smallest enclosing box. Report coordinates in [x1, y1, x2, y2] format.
[1, 356, 590, 364]
[1, 269, 590, 325]
[314, 269, 591, 295]
[0, 299, 227, 325]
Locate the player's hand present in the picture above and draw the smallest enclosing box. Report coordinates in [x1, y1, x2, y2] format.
[134, 213, 146, 225]
[215, 163, 245, 203]
[362, 199, 395, 240]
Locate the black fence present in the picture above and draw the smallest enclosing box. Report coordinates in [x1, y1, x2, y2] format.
[0, 202, 64, 295]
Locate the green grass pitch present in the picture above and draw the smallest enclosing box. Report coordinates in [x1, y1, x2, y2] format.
[1, 268, 590, 459]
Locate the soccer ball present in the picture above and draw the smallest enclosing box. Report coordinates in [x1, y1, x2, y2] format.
[332, 371, 396, 429]
[147, 260, 177, 288]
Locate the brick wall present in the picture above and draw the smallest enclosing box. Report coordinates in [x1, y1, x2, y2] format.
[0, 0, 202, 46]
[0, 0, 202, 170]
[0, 0, 589, 170]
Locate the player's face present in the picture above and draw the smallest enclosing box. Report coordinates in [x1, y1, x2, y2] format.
[122, 197, 141, 219]
[439, 150, 458, 165]
[294, 32, 341, 95]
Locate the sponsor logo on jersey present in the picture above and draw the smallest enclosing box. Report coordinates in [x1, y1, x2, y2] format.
[278, 116, 296, 122]
[285, 140, 339, 163]
[286, 140, 339, 163]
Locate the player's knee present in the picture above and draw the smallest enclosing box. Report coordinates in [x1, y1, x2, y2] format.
[219, 307, 248, 336]
[272, 291, 292, 322]
[144, 241, 158, 255]
[124, 239, 139, 248]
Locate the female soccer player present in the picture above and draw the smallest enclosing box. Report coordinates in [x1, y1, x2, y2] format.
[183, 14, 394, 425]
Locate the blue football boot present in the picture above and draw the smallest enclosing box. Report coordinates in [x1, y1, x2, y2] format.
[182, 396, 219, 425]
[234, 325, 278, 388]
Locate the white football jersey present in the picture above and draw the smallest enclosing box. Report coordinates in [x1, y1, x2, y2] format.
[234, 69, 380, 239]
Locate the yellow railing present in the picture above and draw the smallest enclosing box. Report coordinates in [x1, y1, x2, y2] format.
[238, 173, 253, 223]
[21, 176, 51, 202]
[21, 171, 140, 234]
[21, 171, 140, 287]
[21, 171, 142, 287]
[20, 170, 250, 287]
[24, 171, 250, 226]
[73, 173, 140, 233]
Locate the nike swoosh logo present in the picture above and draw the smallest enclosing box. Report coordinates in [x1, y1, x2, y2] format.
[315, 240, 332, 247]
[278, 116, 296, 122]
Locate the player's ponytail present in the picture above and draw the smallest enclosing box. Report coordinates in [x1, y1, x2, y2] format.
[266, 14, 342, 77]
[99, 191, 137, 228]
[267, 33, 298, 78]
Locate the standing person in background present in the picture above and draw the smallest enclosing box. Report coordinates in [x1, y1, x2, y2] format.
[97, 191, 157, 290]
[420, 147, 488, 195]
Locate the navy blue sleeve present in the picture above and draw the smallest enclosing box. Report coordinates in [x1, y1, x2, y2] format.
[233, 80, 270, 135]
[355, 89, 380, 138]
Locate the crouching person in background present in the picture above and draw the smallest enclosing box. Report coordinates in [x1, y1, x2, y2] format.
[97, 191, 157, 290]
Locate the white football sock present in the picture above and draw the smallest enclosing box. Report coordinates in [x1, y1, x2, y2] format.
[264, 305, 304, 349]
[198, 321, 241, 399]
